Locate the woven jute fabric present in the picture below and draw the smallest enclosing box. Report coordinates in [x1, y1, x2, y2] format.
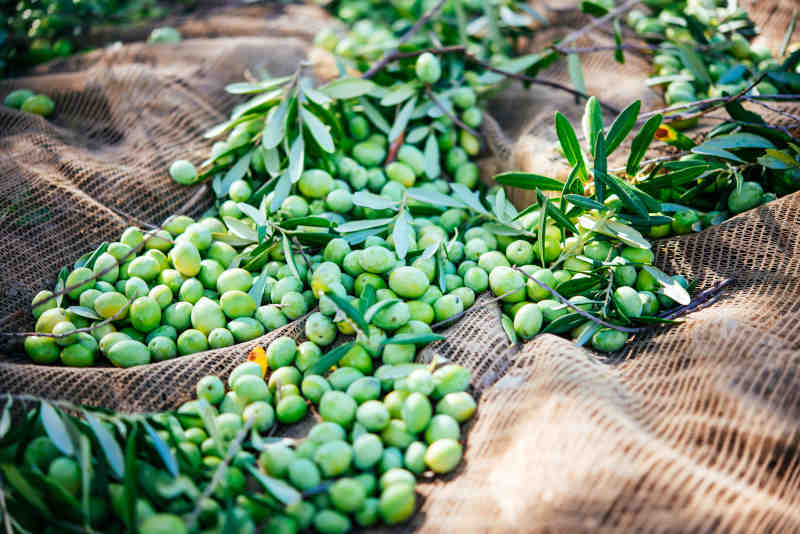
[1, 3, 800, 532]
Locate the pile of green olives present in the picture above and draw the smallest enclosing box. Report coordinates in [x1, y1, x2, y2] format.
[4, 88, 55, 116]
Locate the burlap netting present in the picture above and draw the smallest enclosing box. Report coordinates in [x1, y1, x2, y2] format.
[2, 2, 800, 532]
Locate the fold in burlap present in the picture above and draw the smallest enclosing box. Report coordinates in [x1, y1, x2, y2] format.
[1, 3, 799, 532]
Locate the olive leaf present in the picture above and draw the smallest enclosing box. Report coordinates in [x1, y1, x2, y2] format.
[424, 133, 441, 179]
[576, 322, 601, 347]
[288, 136, 305, 184]
[407, 126, 430, 144]
[364, 299, 401, 324]
[406, 188, 467, 209]
[320, 77, 377, 99]
[85, 412, 125, 479]
[336, 217, 394, 234]
[626, 114, 662, 176]
[542, 312, 586, 334]
[325, 291, 369, 333]
[270, 173, 292, 213]
[382, 333, 445, 346]
[565, 194, 607, 211]
[578, 215, 651, 250]
[303, 86, 333, 106]
[263, 146, 281, 176]
[613, 18, 625, 64]
[196, 399, 224, 456]
[123, 423, 139, 531]
[389, 96, 418, 142]
[392, 210, 412, 260]
[436, 248, 447, 293]
[231, 89, 282, 120]
[263, 98, 289, 150]
[381, 82, 419, 107]
[67, 305, 102, 321]
[352, 191, 399, 211]
[282, 233, 303, 283]
[501, 314, 517, 345]
[79, 433, 91, 523]
[218, 151, 253, 198]
[0, 465, 49, 513]
[301, 106, 335, 153]
[245, 464, 302, 506]
[676, 44, 711, 85]
[41, 401, 76, 457]
[55, 266, 69, 307]
[555, 112, 587, 180]
[605, 100, 640, 154]
[143, 421, 179, 478]
[358, 96, 391, 134]
[495, 172, 565, 191]
[0, 396, 11, 442]
[643, 265, 691, 305]
[225, 75, 293, 95]
[582, 96, 603, 156]
[309, 342, 356, 375]
[203, 113, 261, 139]
[593, 132, 608, 204]
[450, 183, 489, 215]
[223, 216, 259, 242]
[567, 54, 586, 97]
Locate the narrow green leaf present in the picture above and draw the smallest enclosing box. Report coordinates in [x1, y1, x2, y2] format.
[578, 215, 651, 249]
[249, 272, 269, 306]
[143, 421, 179, 478]
[536, 190, 547, 267]
[643, 265, 690, 305]
[542, 312, 586, 334]
[780, 9, 798, 57]
[691, 146, 744, 163]
[223, 216, 259, 242]
[364, 299, 401, 324]
[0, 397, 11, 441]
[270, 173, 292, 213]
[352, 191, 399, 210]
[500, 314, 517, 345]
[218, 151, 253, 198]
[0, 465, 48, 513]
[85, 413, 124, 480]
[325, 291, 369, 333]
[77, 242, 108, 270]
[55, 266, 69, 308]
[203, 114, 260, 139]
[288, 136, 304, 184]
[79, 433, 91, 524]
[576, 322, 601, 347]
[124, 423, 139, 532]
[613, 18, 625, 63]
[358, 96, 391, 134]
[626, 114, 662, 176]
[436, 249, 447, 293]
[237, 203, 267, 227]
[196, 399, 224, 456]
[593, 132, 607, 204]
[41, 402, 76, 457]
[389, 96, 417, 142]
[582, 96, 603, 156]
[282, 233, 302, 283]
[303, 86, 333, 106]
[696, 132, 775, 150]
[262, 99, 289, 150]
[336, 217, 394, 233]
[309, 342, 356, 375]
[67, 306, 102, 321]
[545, 201, 579, 235]
[676, 44, 711, 85]
[225, 75, 292, 95]
[231, 89, 282, 120]
[392, 211, 412, 260]
[565, 194, 606, 211]
[320, 77, 377, 100]
[554, 112, 586, 179]
[301, 107, 335, 153]
[495, 172, 564, 191]
[450, 183, 489, 215]
[580, 0, 608, 16]
[381, 82, 419, 107]
[382, 333, 446, 346]
[280, 216, 335, 229]
[567, 54, 586, 96]
[606, 174, 649, 218]
[424, 133, 441, 179]
[406, 188, 467, 209]
[245, 463, 302, 506]
[407, 126, 430, 144]
[557, 275, 603, 298]
[605, 100, 640, 154]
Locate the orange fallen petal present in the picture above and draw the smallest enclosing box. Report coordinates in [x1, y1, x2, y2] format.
[248, 346, 268, 377]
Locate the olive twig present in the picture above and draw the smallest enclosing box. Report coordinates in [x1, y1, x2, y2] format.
[512, 266, 645, 333]
[424, 85, 481, 138]
[2, 301, 131, 339]
[556, 0, 643, 48]
[186, 418, 255, 532]
[658, 278, 733, 320]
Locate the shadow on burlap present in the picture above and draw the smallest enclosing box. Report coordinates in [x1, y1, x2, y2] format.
[1, 2, 800, 532]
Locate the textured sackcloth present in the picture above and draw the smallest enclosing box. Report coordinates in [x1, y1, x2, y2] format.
[1, 2, 800, 533]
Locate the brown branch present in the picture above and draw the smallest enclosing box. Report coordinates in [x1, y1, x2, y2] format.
[376, 45, 466, 63]
[557, 0, 642, 48]
[362, 0, 448, 79]
[658, 278, 734, 320]
[431, 286, 525, 330]
[385, 131, 405, 165]
[3, 301, 131, 339]
[555, 42, 658, 55]
[425, 85, 481, 138]
[748, 99, 800, 125]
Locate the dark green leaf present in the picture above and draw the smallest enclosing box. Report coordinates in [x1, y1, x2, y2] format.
[320, 77, 377, 100]
[393, 211, 412, 260]
[358, 96, 391, 134]
[0, 465, 48, 513]
[579, 215, 651, 249]
[325, 291, 369, 333]
[613, 18, 625, 63]
[605, 100, 640, 154]
[67, 305, 102, 320]
[605, 174, 649, 218]
[582, 96, 603, 156]
[545, 201, 579, 235]
[580, 0, 608, 16]
[336, 217, 394, 233]
[245, 463, 302, 506]
[364, 299, 401, 324]
[500, 314, 517, 345]
[352, 191, 399, 210]
[638, 164, 709, 190]
[593, 132, 608, 203]
[542, 312, 586, 334]
[537, 189, 547, 267]
[555, 112, 586, 179]
[41, 402, 76, 457]
[124, 423, 139, 532]
[301, 107, 335, 153]
[724, 100, 765, 125]
[288, 136, 304, 184]
[495, 172, 564, 191]
[79, 433, 91, 523]
[360, 284, 377, 310]
[691, 146, 744, 163]
[282, 234, 302, 283]
[436, 249, 447, 293]
[451, 183, 489, 215]
[424, 133, 441, 179]
[627, 114, 662, 176]
[309, 342, 356, 375]
[143, 421, 178, 478]
[389, 96, 418, 142]
[565, 194, 607, 211]
[85, 413, 124, 480]
[556, 276, 603, 298]
[643, 265, 690, 305]
[382, 333, 446, 346]
[684, 14, 709, 45]
[280, 216, 334, 229]
[696, 132, 775, 150]
[381, 82, 419, 107]
[719, 64, 748, 85]
[75, 242, 108, 270]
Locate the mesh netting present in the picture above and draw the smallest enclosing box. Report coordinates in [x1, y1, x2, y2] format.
[1, 2, 800, 532]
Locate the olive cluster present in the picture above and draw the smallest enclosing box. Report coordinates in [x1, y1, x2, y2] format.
[3, 88, 55, 116]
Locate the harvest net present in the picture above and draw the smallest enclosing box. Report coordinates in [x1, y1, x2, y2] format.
[1, 2, 800, 532]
